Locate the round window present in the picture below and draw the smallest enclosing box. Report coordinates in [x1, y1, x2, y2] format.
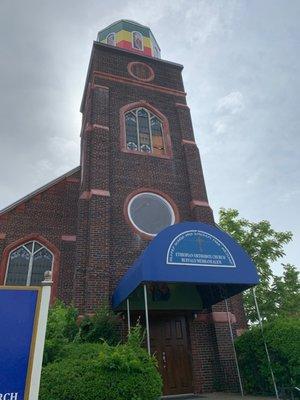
[128, 192, 175, 236]
[127, 62, 154, 82]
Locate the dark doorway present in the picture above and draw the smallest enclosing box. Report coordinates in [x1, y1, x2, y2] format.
[150, 314, 193, 396]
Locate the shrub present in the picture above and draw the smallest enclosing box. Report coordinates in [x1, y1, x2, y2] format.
[39, 326, 162, 400]
[43, 301, 78, 365]
[46, 300, 79, 341]
[78, 306, 121, 345]
[235, 316, 300, 395]
[43, 302, 123, 364]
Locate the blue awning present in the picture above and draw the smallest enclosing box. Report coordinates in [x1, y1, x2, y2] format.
[112, 222, 259, 309]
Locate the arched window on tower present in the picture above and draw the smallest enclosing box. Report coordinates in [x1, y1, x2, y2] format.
[5, 241, 53, 286]
[106, 32, 116, 46]
[125, 108, 165, 156]
[132, 31, 143, 51]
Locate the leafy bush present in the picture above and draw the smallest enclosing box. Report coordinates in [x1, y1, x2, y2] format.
[63, 342, 103, 361]
[39, 326, 162, 400]
[46, 300, 79, 340]
[43, 301, 78, 365]
[43, 302, 123, 365]
[235, 316, 300, 395]
[78, 306, 121, 345]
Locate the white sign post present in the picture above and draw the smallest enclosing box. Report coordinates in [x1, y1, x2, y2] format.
[28, 272, 52, 400]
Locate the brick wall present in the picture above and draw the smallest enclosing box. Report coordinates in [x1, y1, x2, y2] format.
[0, 170, 80, 303]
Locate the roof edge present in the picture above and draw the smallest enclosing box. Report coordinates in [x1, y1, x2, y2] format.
[99, 19, 149, 32]
[0, 166, 81, 215]
[94, 41, 183, 68]
[80, 42, 183, 113]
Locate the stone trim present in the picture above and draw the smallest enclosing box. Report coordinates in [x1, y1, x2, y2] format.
[80, 189, 110, 200]
[175, 102, 190, 109]
[91, 189, 110, 197]
[61, 235, 76, 242]
[92, 84, 109, 91]
[190, 199, 211, 209]
[93, 71, 186, 97]
[213, 311, 237, 324]
[182, 139, 197, 146]
[196, 311, 236, 324]
[84, 123, 110, 133]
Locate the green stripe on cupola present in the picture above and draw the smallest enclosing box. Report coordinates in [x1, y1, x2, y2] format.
[98, 20, 151, 40]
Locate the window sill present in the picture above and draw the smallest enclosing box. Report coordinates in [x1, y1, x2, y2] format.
[121, 148, 173, 160]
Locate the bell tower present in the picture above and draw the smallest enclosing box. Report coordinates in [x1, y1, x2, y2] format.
[74, 19, 213, 312]
[73, 20, 249, 394]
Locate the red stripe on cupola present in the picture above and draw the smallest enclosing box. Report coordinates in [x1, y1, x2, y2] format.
[117, 40, 152, 56]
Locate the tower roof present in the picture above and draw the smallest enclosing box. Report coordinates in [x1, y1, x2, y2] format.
[97, 19, 161, 59]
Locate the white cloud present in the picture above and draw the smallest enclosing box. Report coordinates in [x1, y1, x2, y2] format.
[213, 119, 228, 134]
[212, 91, 245, 135]
[216, 91, 245, 115]
[279, 189, 300, 203]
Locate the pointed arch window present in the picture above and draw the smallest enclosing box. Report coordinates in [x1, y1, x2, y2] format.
[132, 31, 143, 51]
[125, 108, 165, 156]
[106, 32, 116, 46]
[5, 241, 53, 286]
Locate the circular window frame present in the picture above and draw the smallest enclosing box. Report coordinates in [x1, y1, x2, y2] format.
[127, 62, 155, 82]
[125, 190, 179, 239]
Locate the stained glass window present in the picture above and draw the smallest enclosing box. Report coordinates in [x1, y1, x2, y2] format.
[106, 32, 116, 46]
[132, 31, 143, 51]
[5, 241, 53, 286]
[125, 112, 138, 151]
[31, 248, 53, 285]
[125, 108, 165, 155]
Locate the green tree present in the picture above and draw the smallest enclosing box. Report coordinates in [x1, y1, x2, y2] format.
[269, 264, 300, 319]
[235, 317, 300, 394]
[218, 208, 298, 322]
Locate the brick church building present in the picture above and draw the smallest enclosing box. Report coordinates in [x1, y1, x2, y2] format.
[0, 20, 258, 396]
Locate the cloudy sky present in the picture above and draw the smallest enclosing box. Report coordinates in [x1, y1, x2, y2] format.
[0, 0, 299, 274]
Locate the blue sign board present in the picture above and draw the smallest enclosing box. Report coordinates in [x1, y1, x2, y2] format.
[167, 230, 235, 267]
[0, 287, 40, 400]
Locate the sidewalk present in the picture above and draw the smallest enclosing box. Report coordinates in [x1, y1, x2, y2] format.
[201, 393, 276, 400]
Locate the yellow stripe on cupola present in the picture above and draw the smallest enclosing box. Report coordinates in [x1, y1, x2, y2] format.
[115, 30, 152, 49]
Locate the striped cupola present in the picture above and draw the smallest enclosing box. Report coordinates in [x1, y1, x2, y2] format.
[97, 20, 161, 59]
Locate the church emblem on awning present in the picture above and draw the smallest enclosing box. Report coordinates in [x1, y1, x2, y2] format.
[166, 230, 236, 268]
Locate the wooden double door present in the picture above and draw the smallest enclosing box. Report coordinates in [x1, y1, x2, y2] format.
[150, 314, 193, 396]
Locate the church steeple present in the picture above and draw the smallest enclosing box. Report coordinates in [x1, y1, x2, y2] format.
[76, 19, 213, 313]
[97, 19, 161, 58]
